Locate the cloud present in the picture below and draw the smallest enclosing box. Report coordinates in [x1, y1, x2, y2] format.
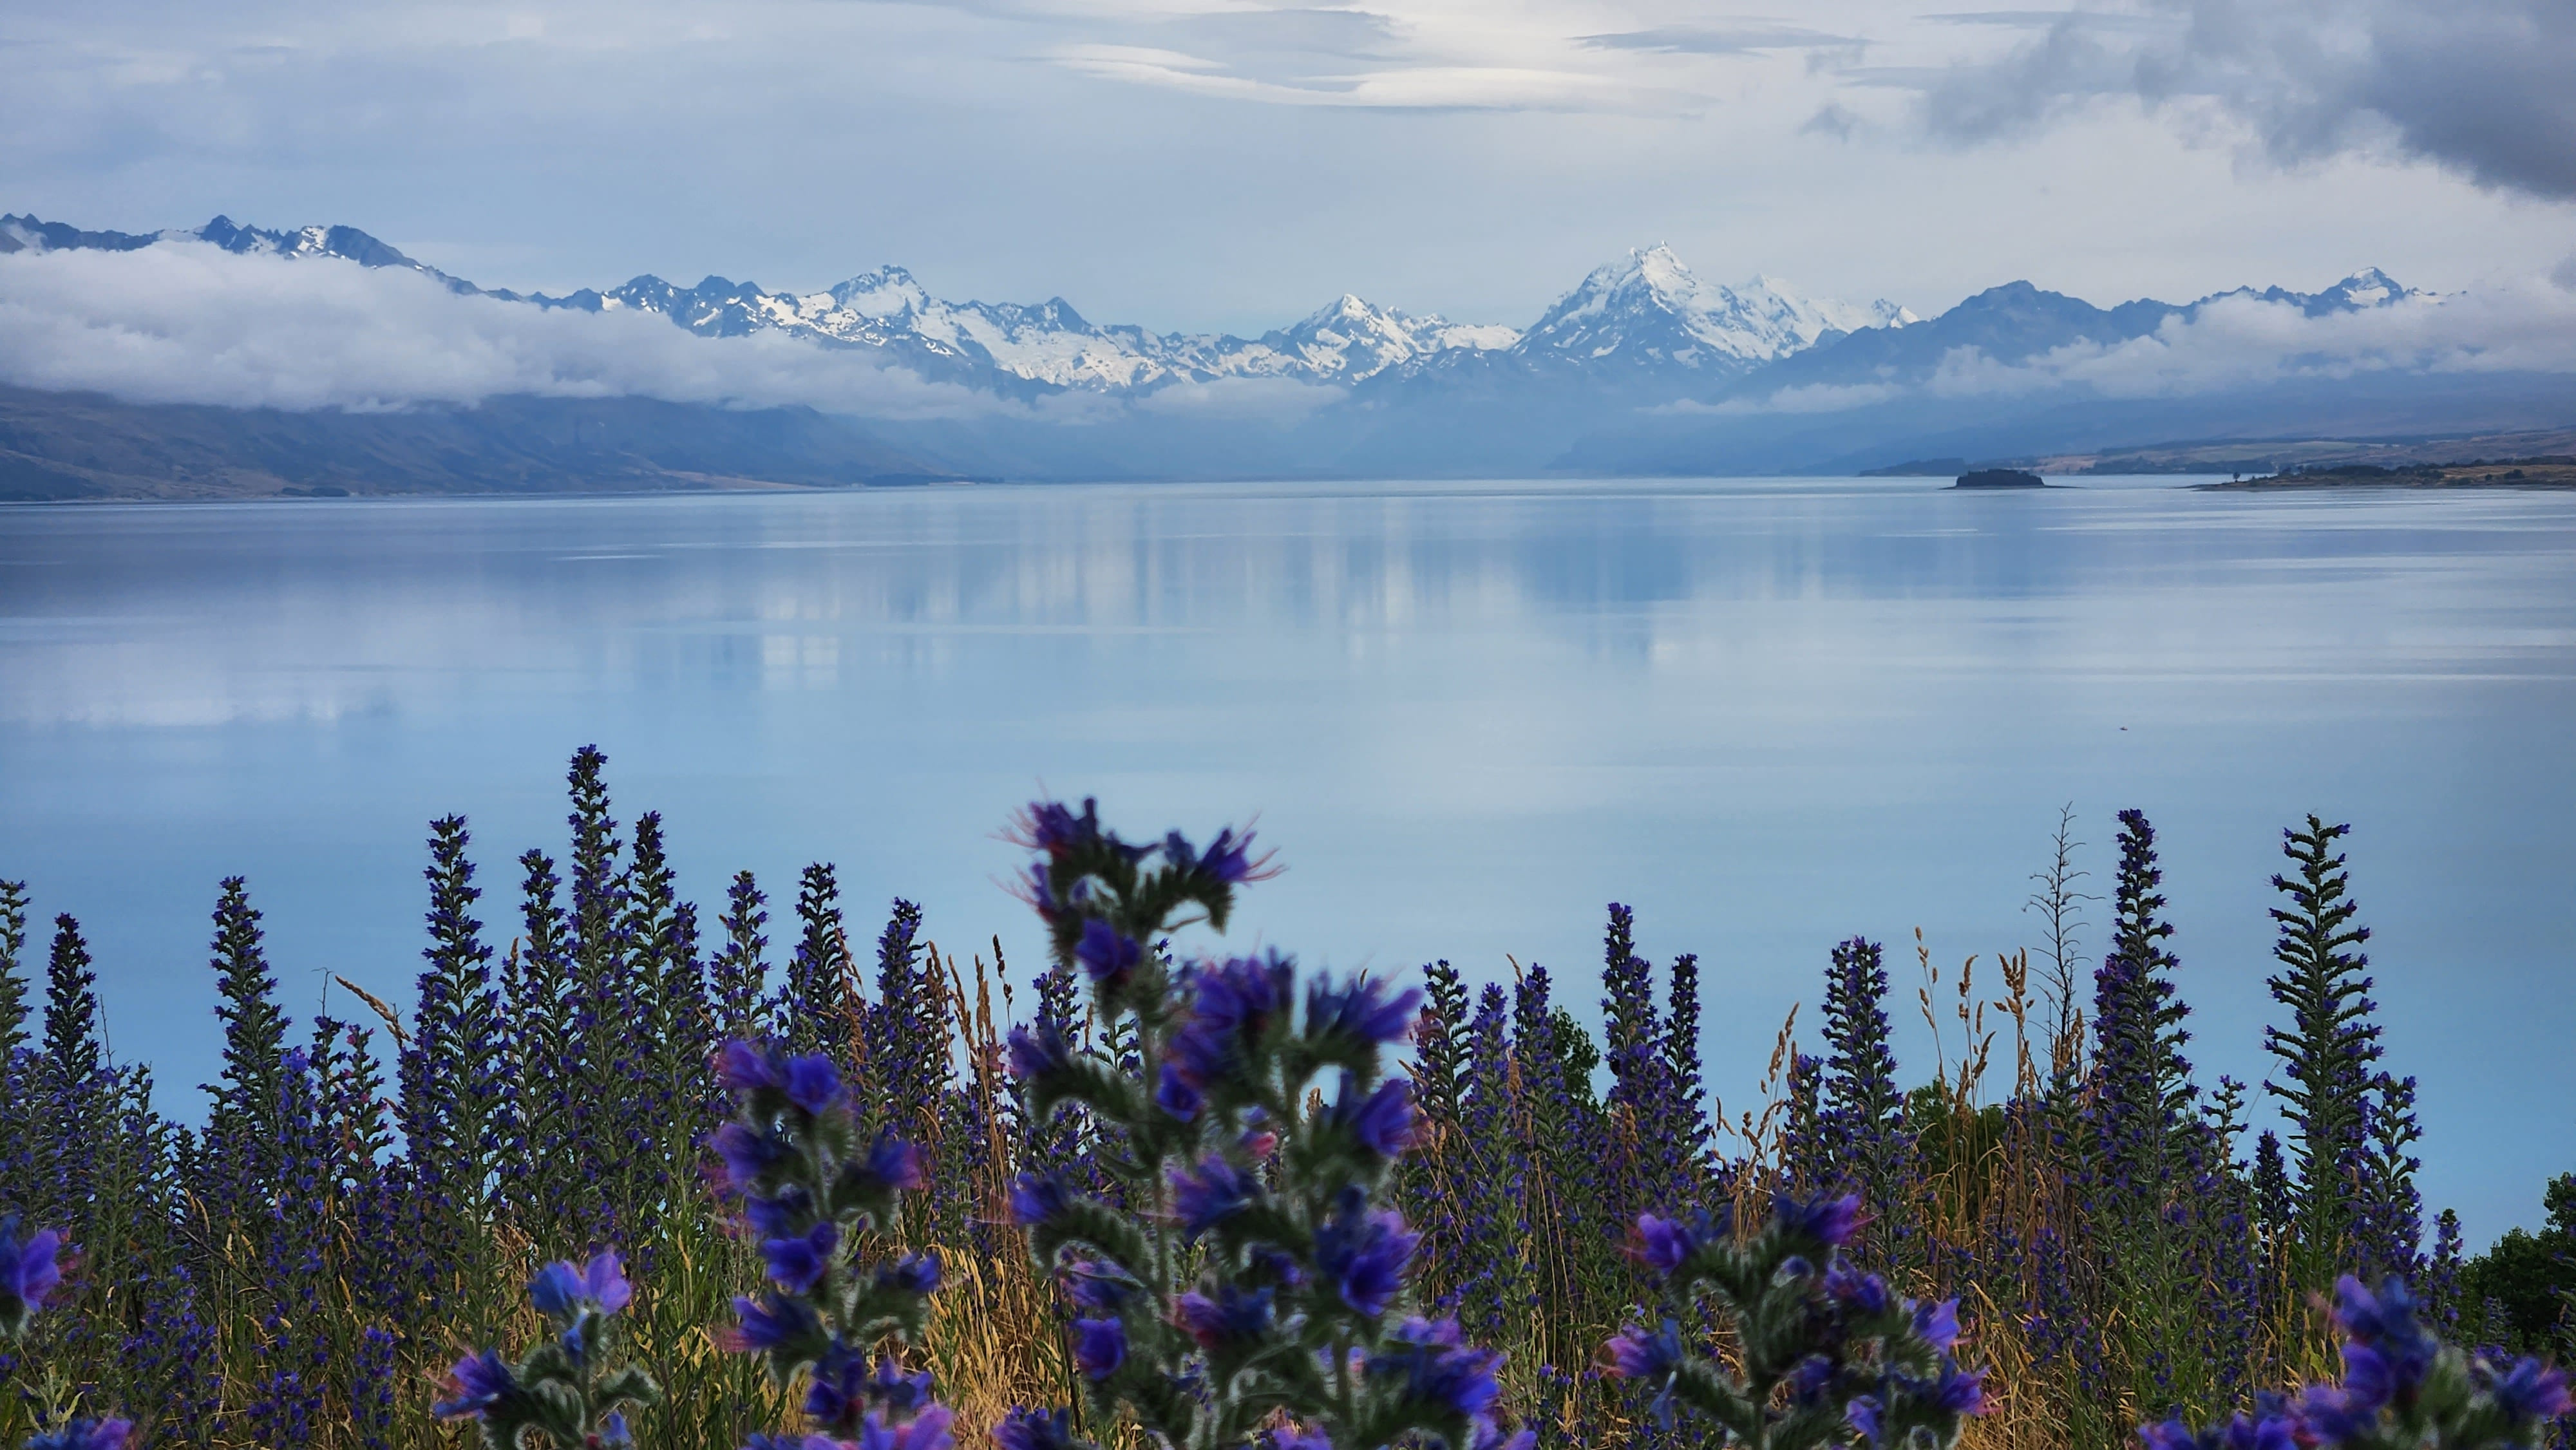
[1131, 373, 1344, 419]
[0, 241, 1004, 418]
[1580, 23, 1866, 58]
[1693, 282, 2576, 415]
[1912, 0, 2576, 200]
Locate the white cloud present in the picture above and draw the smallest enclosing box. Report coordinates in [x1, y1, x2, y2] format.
[0, 242, 1003, 418]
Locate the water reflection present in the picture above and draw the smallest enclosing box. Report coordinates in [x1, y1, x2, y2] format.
[2, 478, 2573, 1243]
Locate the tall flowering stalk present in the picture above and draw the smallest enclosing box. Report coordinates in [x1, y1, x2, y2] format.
[1604, 1193, 1985, 1450]
[434, 1250, 659, 1449]
[999, 798, 1527, 1450]
[711, 1039, 948, 1449]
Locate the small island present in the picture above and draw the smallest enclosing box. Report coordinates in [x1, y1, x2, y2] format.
[1953, 468, 2047, 489]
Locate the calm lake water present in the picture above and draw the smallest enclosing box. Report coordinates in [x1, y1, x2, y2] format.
[4, 477, 2573, 1242]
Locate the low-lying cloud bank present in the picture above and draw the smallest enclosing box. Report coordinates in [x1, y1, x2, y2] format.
[0, 242, 1001, 420]
[1718, 280, 2576, 417]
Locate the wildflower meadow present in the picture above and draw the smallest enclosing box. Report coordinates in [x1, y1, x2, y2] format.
[0, 748, 2567, 1450]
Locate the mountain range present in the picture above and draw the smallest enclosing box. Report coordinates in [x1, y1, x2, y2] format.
[3, 210, 2568, 496]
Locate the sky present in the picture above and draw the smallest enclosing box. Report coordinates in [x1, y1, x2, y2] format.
[6, 0, 2575, 335]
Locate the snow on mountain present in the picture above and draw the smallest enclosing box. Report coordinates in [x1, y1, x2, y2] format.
[1515, 244, 1915, 374]
[2193, 267, 2434, 318]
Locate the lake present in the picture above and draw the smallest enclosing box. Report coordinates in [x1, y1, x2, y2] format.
[3, 476, 2571, 1243]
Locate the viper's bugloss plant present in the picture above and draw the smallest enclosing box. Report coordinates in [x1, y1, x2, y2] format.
[3, 1215, 133, 1450]
[2137, 1276, 2569, 1450]
[999, 797, 1529, 1450]
[1603, 1193, 1987, 1450]
[432, 1250, 660, 1449]
[712, 1038, 949, 1450]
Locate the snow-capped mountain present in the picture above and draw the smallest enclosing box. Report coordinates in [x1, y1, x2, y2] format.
[558, 269, 1520, 389]
[1517, 244, 1916, 373]
[1, 213, 1894, 394]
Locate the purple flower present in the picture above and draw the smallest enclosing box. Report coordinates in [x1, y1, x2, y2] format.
[1912, 1297, 1961, 1351]
[867, 1357, 938, 1413]
[723, 1293, 822, 1353]
[994, 1408, 1082, 1450]
[840, 1133, 925, 1199]
[2489, 1355, 2573, 1420]
[1155, 1062, 1204, 1122]
[1008, 1026, 1072, 1082]
[2341, 1342, 2395, 1413]
[1307, 974, 1421, 1047]
[1632, 1214, 1701, 1276]
[1270, 1424, 1334, 1450]
[1059, 1259, 1140, 1312]
[1315, 1201, 1418, 1317]
[784, 1053, 845, 1113]
[714, 1122, 794, 1192]
[431, 1348, 518, 1419]
[1604, 1320, 1684, 1381]
[1022, 798, 1142, 859]
[875, 1252, 942, 1295]
[858, 1404, 954, 1450]
[24, 1418, 132, 1450]
[1824, 1262, 1891, 1315]
[1329, 1075, 1415, 1157]
[1010, 1174, 1074, 1229]
[2296, 1384, 2377, 1444]
[1394, 1315, 1464, 1346]
[717, 1039, 788, 1093]
[1162, 826, 1260, 883]
[763, 1221, 842, 1294]
[1170, 1156, 1258, 1239]
[805, 1339, 870, 1426]
[1072, 1316, 1127, 1379]
[2331, 1276, 2436, 1391]
[2138, 1417, 2214, 1450]
[2219, 1413, 2300, 1450]
[1370, 1337, 1502, 1417]
[0, 1219, 63, 1322]
[529, 1249, 633, 1319]
[1777, 1192, 1863, 1248]
[1467, 1418, 1533, 1450]
[743, 1436, 838, 1450]
[1847, 1397, 1886, 1448]
[1930, 1359, 1986, 1415]
[745, 1188, 815, 1239]
[1075, 920, 1142, 987]
[1176, 1286, 1274, 1349]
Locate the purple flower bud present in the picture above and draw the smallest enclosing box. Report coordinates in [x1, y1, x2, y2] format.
[1059, 1259, 1139, 1312]
[0, 1219, 63, 1323]
[1169, 1156, 1257, 1239]
[1072, 1317, 1127, 1379]
[24, 1418, 133, 1450]
[2220, 1413, 2299, 1450]
[1847, 1397, 1885, 1448]
[858, 1403, 954, 1450]
[1468, 1418, 1533, 1450]
[1307, 974, 1421, 1047]
[1010, 1174, 1074, 1229]
[1315, 1202, 1417, 1317]
[1155, 1062, 1204, 1122]
[1931, 1360, 1986, 1416]
[1329, 1075, 1415, 1158]
[745, 1189, 814, 1239]
[1175, 1286, 1274, 1349]
[712, 1122, 793, 1192]
[1632, 1214, 1698, 1276]
[866, 1357, 938, 1413]
[876, 1251, 942, 1295]
[784, 1053, 845, 1114]
[1777, 1192, 1863, 1248]
[1008, 1026, 1072, 1082]
[1604, 1320, 1684, 1381]
[1824, 1262, 1891, 1315]
[717, 1039, 788, 1093]
[993, 1408, 1082, 1450]
[762, 1221, 841, 1295]
[1270, 1424, 1335, 1450]
[1075, 919, 1142, 987]
[723, 1292, 822, 1354]
[2490, 1356, 2573, 1421]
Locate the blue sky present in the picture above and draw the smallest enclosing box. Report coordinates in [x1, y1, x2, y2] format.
[5, 0, 2573, 333]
